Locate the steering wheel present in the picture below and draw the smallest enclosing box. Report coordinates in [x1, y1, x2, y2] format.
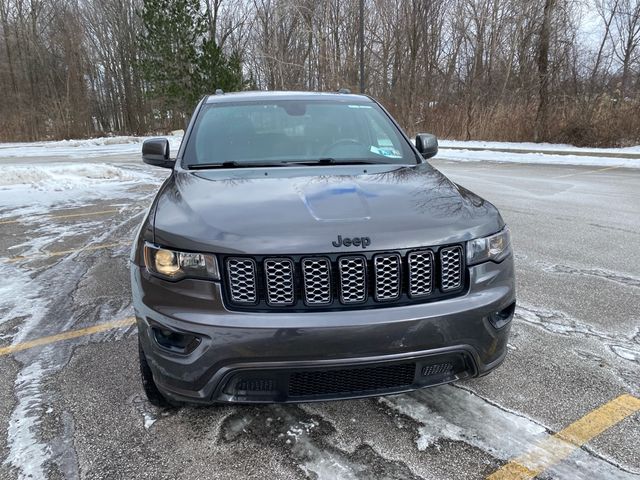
[322, 138, 364, 155]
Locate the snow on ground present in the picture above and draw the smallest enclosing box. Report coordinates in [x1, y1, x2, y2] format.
[0, 163, 162, 215]
[0, 134, 183, 158]
[438, 139, 640, 154]
[436, 148, 640, 168]
[381, 386, 547, 458]
[381, 386, 637, 480]
[0, 263, 45, 330]
[1, 134, 639, 168]
[0, 186, 148, 478]
[3, 361, 51, 480]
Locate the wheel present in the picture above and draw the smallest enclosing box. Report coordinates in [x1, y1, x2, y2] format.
[138, 340, 176, 408]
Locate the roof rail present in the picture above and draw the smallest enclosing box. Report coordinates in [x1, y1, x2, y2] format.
[214, 89, 224, 95]
[337, 88, 351, 94]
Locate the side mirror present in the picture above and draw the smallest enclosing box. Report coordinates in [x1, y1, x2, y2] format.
[142, 138, 174, 168]
[415, 133, 438, 159]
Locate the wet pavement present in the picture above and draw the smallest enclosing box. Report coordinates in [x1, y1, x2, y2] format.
[0, 155, 638, 479]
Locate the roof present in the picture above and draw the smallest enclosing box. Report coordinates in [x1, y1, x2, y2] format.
[204, 90, 373, 104]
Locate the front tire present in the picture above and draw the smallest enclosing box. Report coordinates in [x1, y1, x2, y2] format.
[138, 340, 175, 408]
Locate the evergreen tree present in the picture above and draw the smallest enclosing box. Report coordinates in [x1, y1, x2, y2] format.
[197, 39, 244, 94]
[139, 0, 243, 125]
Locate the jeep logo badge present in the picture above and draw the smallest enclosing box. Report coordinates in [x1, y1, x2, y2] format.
[332, 235, 371, 249]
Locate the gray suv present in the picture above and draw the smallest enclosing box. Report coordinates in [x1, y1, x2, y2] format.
[131, 91, 515, 407]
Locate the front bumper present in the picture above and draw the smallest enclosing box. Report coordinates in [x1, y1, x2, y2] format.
[131, 255, 515, 404]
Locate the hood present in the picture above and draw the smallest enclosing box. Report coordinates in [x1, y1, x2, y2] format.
[153, 164, 503, 254]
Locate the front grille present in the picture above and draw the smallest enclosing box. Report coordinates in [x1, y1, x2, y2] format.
[222, 244, 465, 311]
[288, 363, 416, 397]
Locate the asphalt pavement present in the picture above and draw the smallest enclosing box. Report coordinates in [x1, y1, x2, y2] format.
[0, 155, 638, 480]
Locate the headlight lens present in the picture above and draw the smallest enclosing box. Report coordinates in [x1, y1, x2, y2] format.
[144, 243, 219, 280]
[466, 227, 511, 265]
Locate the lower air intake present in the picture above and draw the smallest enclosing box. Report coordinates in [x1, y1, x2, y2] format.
[421, 362, 454, 376]
[235, 378, 276, 392]
[288, 363, 416, 397]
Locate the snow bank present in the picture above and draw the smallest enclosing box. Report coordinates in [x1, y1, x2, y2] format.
[0, 163, 153, 188]
[0, 163, 161, 210]
[436, 148, 640, 168]
[2, 133, 639, 167]
[0, 134, 183, 158]
[439, 139, 640, 154]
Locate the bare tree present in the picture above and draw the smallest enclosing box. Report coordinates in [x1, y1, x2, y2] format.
[0, 0, 639, 146]
[612, 0, 640, 96]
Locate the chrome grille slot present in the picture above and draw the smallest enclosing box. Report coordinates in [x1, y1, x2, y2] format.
[226, 258, 257, 303]
[264, 258, 295, 305]
[338, 256, 367, 304]
[301, 258, 332, 305]
[440, 246, 463, 291]
[408, 250, 433, 297]
[373, 254, 401, 301]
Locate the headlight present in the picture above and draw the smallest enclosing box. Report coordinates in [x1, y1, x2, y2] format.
[466, 227, 511, 265]
[144, 243, 220, 281]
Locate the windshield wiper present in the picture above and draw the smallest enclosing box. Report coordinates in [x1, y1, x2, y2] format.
[188, 157, 407, 170]
[285, 158, 397, 166]
[188, 161, 285, 170]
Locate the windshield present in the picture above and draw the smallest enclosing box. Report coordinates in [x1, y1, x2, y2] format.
[182, 99, 417, 167]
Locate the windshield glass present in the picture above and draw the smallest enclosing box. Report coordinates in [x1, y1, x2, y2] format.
[183, 99, 416, 167]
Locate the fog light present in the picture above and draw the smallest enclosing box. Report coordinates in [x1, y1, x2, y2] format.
[489, 302, 516, 329]
[151, 326, 201, 354]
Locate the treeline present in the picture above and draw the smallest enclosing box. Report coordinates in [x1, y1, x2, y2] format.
[0, 0, 639, 146]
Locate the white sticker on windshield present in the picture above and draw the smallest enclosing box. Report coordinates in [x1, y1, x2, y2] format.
[347, 105, 373, 109]
[370, 145, 402, 158]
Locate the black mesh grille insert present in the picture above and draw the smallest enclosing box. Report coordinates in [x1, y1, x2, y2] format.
[288, 363, 416, 397]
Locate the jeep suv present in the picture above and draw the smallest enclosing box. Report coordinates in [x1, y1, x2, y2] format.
[131, 91, 515, 406]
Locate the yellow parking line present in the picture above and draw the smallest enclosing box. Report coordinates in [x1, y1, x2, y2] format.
[487, 394, 640, 480]
[3, 241, 130, 263]
[554, 165, 619, 179]
[0, 208, 122, 225]
[0, 317, 136, 357]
